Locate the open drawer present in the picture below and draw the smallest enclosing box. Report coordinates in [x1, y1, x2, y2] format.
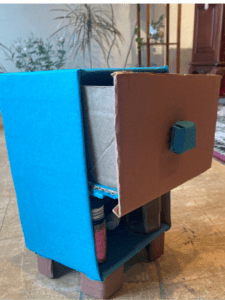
[0, 67, 221, 282]
[81, 70, 221, 218]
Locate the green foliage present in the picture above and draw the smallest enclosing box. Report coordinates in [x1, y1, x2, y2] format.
[135, 28, 145, 49]
[50, 4, 123, 68]
[148, 14, 165, 43]
[134, 14, 165, 50]
[1, 34, 66, 72]
[134, 27, 140, 35]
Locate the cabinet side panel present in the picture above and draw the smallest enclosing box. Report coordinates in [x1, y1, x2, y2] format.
[0, 70, 101, 281]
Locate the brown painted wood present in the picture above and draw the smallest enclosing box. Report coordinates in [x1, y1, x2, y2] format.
[113, 72, 221, 217]
[189, 4, 225, 94]
[146, 232, 165, 262]
[137, 4, 141, 67]
[81, 265, 124, 299]
[150, 43, 177, 46]
[136, 4, 181, 69]
[219, 5, 225, 63]
[37, 254, 54, 279]
[190, 4, 224, 67]
[166, 4, 170, 67]
[176, 4, 182, 74]
[146, 4, 150, 67]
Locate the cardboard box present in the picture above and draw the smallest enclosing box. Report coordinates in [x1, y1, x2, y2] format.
[0, 67, 221, 283]
[81, 85, 117, 188]
[112, 72, 221, 217]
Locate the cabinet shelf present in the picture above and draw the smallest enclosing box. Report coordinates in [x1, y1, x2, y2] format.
[99, 222, 170, 279]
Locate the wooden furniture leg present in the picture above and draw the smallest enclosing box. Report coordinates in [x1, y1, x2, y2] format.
[37, 254, 54, 279]
[80, 265, 124, 299]
[145, 232, 165, 262]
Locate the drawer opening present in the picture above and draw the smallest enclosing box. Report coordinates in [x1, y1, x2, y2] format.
[81, 85, 118, 191]
[88, 191, 171, 279]
[95, 192, 171, 280]
[79, 66, 169, 86]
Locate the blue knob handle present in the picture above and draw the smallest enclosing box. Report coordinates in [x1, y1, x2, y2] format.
[170, 121, 196, 155]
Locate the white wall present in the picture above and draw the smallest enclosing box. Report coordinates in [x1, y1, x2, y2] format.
[138, 4, 195, 74]
[0, 4, 194, 74]
[169, 3, 195, 74]
[0, 4, 137, 73]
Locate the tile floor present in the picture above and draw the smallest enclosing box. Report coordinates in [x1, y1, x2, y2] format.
[1, 125, 225, 299]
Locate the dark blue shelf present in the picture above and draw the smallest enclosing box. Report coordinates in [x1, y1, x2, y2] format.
[99, 222, 170, 279]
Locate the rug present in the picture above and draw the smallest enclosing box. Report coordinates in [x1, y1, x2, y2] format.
[213, 98, 225, 163]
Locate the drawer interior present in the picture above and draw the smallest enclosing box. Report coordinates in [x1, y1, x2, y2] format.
[81, 85, 117, 189]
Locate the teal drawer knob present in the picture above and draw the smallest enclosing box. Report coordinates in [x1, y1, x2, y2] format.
[170, 121, 196, 155]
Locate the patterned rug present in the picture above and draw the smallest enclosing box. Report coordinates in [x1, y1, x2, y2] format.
[213, 98, 225, 163]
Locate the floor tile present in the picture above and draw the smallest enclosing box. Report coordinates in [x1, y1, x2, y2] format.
[166, 227, 215, 249]
[0, 201, 23, 240]
[197, 194, 224, 210]
[0, 245, 80, 299]
[0, 134, 6, 146]
[0, 208, 6, 224]
[0, 237, 25, 261]
[164, 274, 225, 299]
[171, 199, 201, 214]
[29, 272, 80, 299]
[123, 261, 159, 287]
[113, 282, 161, 299]
[194, 275, 225, 298]
[163, 281, 198, 299]
[166, 235, 225, 280]
[204, 207, 225, 225]
[0, 177, 16, 198]
[0, 199, 9, 225]
[0, 198, 9, 211]
[215, 222, 225, 237]
[0, 279, 71, 299]
[169, 210, 214, 233]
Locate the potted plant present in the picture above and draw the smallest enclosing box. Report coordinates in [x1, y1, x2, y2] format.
[1, 33, 67, 72]
[50, 4, 123, 68]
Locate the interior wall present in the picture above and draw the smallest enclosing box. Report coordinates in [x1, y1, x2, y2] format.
[169, 3, 195, 74]
[0, 4, 137, 73]
[0, 4, 194, 73]
[138, 4, 195, 74]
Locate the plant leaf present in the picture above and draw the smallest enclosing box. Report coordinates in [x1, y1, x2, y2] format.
[135, 27, 140, 34]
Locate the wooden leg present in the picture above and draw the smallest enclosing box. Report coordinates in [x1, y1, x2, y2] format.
[37, 254, 54, 279]
[80, 265, 124, 299]
[146, 232, 165, 262]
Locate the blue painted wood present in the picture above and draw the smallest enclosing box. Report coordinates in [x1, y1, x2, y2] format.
[80, 65, 169, 86]
[99, 223, 170, 279]
[0, 66, 170, 282]
[0, 69, 100, 281]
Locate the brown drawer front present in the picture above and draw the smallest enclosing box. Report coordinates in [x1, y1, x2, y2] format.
[113, 72, 221, 217]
